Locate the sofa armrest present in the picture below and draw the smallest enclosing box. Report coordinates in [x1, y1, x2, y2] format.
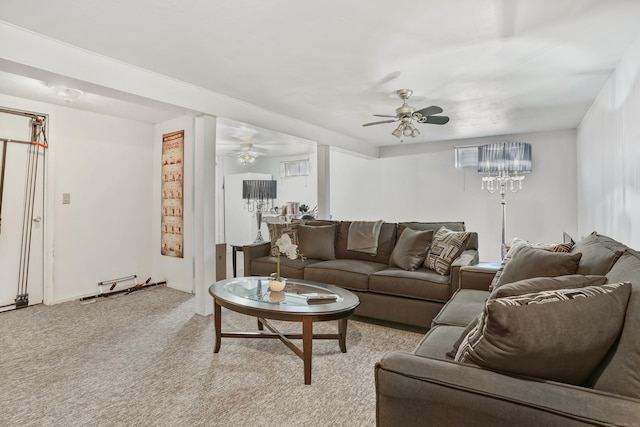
[242, 242, 271, 276]
[449, 249, 479, 293]
[459, 264, 498, 291]
[376, 352, 640, 427]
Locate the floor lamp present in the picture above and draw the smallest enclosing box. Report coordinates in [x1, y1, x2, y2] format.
[478, 142, 532, 259]
[242, 179, 277, 243]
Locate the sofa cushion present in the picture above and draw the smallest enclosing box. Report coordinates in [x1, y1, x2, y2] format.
[455, 282, 632, 385]
[431, 289, 489, 327]
[589, 250, 640, 399]
[490, 237, 575, 291]
[389, 228, 433, 271]
[297, 224, 336, 260]
[369, 268, 452, 302]
[335, 221, 397, 265]
[572, 232, 624, 275]
[397, 221, 465, 239]
[493, 245, 582, 289]
[303, 259, 387, 291]
[425, 227, 471, 275]
[446, 316, 480, 359]
[267, 222, 301, 257]
[414, 325, 466, 360]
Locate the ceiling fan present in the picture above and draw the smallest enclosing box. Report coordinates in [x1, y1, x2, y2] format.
[231, 143, 266, 165]
[362, 89, 449, 139]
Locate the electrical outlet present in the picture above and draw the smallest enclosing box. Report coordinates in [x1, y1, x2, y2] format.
[62, 193, 71, 204]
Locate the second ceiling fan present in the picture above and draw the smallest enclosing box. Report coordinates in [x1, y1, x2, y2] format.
[363, 89, 449, 139]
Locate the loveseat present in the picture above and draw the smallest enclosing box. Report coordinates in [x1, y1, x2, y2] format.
[242, 220, 479, 327]
[375, 232, 640, 426]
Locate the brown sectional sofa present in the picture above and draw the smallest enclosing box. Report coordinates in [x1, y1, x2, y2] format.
[375, 232, 640, 426]
[243, 220, 479, 328]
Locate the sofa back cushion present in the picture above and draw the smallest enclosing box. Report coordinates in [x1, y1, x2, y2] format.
[297, 224, 337, 260]
[588, 249, 640, 399]
[335, 221, 397, 264]
[571, 232, 624, 275]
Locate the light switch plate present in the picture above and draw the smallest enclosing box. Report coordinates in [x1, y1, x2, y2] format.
[62, 193, 71, 204]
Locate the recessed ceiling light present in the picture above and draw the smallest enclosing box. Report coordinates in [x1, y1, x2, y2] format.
[51, 86, 83, 102]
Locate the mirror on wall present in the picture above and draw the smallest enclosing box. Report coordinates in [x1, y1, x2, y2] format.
[215, 117, 318, 255]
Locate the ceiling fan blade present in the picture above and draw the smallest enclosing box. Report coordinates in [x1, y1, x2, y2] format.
[362, 119, 398, 127]
[373, 114, 397, 118]
[424, 115, 450, 125]
[415, 105, 444, 117]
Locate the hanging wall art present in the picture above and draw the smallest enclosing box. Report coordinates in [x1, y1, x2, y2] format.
[161, 130, 184, 258]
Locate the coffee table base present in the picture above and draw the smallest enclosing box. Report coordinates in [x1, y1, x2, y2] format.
[213, 302, 349, 385]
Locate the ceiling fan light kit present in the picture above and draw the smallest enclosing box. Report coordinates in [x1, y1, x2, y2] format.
[363, 89, 449, 140]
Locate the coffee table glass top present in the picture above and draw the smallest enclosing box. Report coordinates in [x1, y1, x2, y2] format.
[211, 277, 359, 313]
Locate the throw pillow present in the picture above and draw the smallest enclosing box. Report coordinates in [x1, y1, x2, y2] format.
[489, 237, 575, 291]
[267, 222, 300, 257]
[572, 232, 624, 275]
[446, 274, 607, 359]
[389, 228, 434, 271]
[297, 224, 336, 260]
[425, 227, 471, 275]
[492, 245, 582, 290]
[455, 282, 632, 385]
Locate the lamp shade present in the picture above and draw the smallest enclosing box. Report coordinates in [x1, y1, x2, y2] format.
[242, 180, 277, 200]
[477, 142, 532, 174]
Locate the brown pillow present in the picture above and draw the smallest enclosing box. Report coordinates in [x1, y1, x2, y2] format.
[490, 238, 575, 291]
[447, 274, 608, 359]
[425, 227, 471, 275]
[389, 228, 433, 271]
[493, 245, 582, 290]
[572, 233, 624, 275]
[297, 224, 336, 260]
[455, 282, 632, 385]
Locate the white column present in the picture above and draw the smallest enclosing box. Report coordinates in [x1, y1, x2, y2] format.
[194, 115, 217, 316]
[316, 145, 330, 219]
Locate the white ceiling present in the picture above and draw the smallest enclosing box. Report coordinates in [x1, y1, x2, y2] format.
[1, 0, 640, 153]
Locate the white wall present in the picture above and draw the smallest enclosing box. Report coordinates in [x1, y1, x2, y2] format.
[330, 129, 578, 261]
[577, 32, 640, 249]
[0, 93, 155, 303]
[152, 117, 195, 293]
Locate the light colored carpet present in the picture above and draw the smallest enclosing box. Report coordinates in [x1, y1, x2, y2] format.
[0, 287, 423, 426]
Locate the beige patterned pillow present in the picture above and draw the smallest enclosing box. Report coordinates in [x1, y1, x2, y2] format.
[455, 282, 632, 385]
[267, 222, 300, 257]
[424, 227, 471, 275]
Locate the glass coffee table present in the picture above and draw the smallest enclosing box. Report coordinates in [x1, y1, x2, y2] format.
[209, 277, 360, 385]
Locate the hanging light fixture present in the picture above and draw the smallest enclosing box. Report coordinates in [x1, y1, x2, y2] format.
[478, 142, 532, 259]
[391, 118, 421, 139]
[238, 151, 256, 165]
